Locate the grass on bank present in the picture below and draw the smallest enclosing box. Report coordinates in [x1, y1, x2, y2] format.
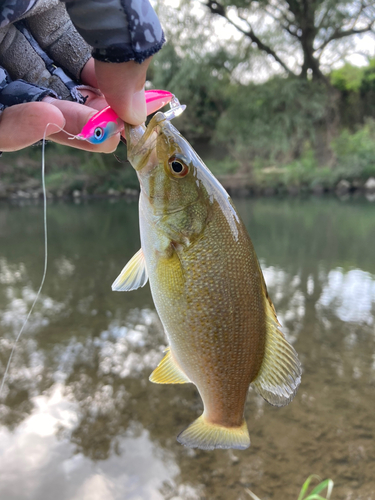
[0, 141, 139, 197]
[206, 119, 375, 193]
[246, 476, 334, 500]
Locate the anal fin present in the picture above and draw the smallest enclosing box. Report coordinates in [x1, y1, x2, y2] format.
[149, 347, 190, 384]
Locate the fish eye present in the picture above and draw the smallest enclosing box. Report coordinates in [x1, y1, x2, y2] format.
[168, 157, 189, 177]
[171, 161, 183, 173]
[94, 127, 104, 140]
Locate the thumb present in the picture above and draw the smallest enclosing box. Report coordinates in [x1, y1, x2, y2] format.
[94, 58, 152, 125]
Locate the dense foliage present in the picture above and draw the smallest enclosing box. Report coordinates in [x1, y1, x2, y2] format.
[1, 1, 375, 197]
[150, 40, 375, 179]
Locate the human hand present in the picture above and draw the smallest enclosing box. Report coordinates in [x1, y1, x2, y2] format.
[47, 57, 155, 150]
[93, 58, 152, 125]
[0, 57, 155, 154]
[48, 57, 167, 149]
[0, 80, 118, 154]
[0, 101, 66, 152]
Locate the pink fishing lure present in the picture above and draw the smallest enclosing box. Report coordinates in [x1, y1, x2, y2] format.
[76, 89, 173, 144]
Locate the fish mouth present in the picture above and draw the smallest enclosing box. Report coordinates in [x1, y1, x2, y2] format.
[124, 102, 186, 169]
[125, 110, 187, 178]
[125, 112, 174, 160]
[124, 122, 159, 174]
[134, 131, 159, 174]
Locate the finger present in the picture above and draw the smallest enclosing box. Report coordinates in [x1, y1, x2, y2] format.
[70, 88, 105, 110]
[46, 98, 120, 153]
[80, 58, 98, 88]
[0, 102, 65, 152]
[94, 58, 152, 125]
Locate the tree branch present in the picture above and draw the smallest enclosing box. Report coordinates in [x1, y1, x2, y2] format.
[316, 21, 375, 54]
[263, 6, 300, 39]
[204, 0, 295, 76]
[316, 5, 333, 30]
[348, 1, 366, 30]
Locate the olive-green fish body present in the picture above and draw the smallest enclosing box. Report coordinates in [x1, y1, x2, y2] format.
[112, 112, 301, 450]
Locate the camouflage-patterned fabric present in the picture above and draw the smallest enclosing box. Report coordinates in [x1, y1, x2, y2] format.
[64, 0, 165, 63]
[0, 0, 90, 105]
[0, 0, 37, 28]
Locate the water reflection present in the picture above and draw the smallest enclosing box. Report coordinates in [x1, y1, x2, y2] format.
[0, 384, 181, 500]
[1, 197, 375, 499]
[317, 268, 375, 324]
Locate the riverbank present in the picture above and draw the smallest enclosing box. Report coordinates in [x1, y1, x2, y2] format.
[1, 138, 375, 201]
[1, 161, 375, 202]
[2, 173, 375, 201]
[218, 173, 375, 199]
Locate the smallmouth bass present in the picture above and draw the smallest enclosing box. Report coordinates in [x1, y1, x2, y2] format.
[112, 110, 302, 451]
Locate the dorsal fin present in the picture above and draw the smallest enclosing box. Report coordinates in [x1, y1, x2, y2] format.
[252, 260, 302, 406]
[112, 249, 148, 291]
[150, 347, 191, 384]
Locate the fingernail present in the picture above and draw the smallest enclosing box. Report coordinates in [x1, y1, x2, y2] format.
[42, 96, 57, 104]
[131, 89, 147, 124]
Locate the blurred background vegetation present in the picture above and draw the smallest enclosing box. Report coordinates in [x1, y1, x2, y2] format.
[1, 0, 375, 197]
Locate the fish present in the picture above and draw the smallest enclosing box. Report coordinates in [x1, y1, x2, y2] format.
[112, 109, 302, 451]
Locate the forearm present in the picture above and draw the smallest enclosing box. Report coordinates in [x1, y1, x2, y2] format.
[0, 1, 91, 98]
[0, 0, 164, 153]
[25, 1, 91, 81]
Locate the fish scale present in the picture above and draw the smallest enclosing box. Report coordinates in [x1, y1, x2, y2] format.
[112, 110, 302, 450]
[177, 205, 266, 427]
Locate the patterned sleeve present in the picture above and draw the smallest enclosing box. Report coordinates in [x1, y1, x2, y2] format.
[63, 0, 165, 63]
[0, 1, 92, 103]
[0, 0, 37, 28]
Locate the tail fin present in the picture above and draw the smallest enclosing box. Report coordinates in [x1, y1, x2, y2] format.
[177, 415, 250, 450]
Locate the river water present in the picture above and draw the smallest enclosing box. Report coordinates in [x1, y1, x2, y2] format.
[0, 196, 374, 500]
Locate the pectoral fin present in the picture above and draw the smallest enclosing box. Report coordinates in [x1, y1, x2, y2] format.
[252, 262, 302, 406]
[150, 347, 191, 384]
[112, 249, 148, 291]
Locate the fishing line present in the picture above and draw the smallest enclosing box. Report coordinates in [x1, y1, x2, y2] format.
[0, 122, 124, 396]
[0, 122, 71, 397]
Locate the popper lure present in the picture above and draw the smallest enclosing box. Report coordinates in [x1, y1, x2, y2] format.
[75, 89, 173, 144]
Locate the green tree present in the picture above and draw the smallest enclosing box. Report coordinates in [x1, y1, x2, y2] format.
[214, 77, 328, 168]
[151, 1, 375, 171]
[202, 0, 375, 83]
[149, 41, 231, 141]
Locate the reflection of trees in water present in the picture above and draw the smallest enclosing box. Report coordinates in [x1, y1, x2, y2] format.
[1, 266, 373, 498]
[63, 310, 171, 461]
[0, 200, 151, 427]
[1, 198, 375, 499]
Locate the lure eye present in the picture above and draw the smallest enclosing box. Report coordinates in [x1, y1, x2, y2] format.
[168, 157, 189, 177]
[94, 127, 104, 141]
